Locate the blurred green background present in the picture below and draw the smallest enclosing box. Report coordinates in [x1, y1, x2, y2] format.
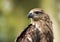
[0, 0, 60, 42]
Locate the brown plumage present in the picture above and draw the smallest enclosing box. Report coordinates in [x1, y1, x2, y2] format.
[15, 8, 53, 42]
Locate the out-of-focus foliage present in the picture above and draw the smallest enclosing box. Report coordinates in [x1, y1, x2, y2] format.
[0, 0, 60, 42]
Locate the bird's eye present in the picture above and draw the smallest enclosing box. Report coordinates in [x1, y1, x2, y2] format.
[34, 11, 42, 14]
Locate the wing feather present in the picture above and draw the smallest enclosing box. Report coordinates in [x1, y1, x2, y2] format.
[15, 24, 32, 42]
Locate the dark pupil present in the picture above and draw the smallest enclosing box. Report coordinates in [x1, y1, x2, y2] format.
[34, 11, 42, 14]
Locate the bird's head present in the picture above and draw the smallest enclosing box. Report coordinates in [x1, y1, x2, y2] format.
[28, 8, 49, 21]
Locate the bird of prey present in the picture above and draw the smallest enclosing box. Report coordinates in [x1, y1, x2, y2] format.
[15, 8, 53, 42]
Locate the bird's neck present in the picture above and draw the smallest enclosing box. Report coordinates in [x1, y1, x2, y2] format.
[31, 20, 43, 28]
[31, 19, 52, 29]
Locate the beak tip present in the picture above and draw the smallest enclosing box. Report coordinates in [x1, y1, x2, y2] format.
[27, 13, 33, 18]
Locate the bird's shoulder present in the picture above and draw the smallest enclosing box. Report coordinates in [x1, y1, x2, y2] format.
[19, 24, 33, 37]
[15, 24, 34, 42]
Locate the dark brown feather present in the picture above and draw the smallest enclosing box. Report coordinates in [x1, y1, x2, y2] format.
[16, 24, 32, 42]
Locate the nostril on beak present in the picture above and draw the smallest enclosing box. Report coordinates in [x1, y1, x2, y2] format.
[28, 13, 33, 18]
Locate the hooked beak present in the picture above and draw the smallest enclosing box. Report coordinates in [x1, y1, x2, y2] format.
[28, 13, 34, 18]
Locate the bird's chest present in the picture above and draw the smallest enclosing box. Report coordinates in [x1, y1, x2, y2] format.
[24, 24, 50, 42]
[35, 22, 49, 34]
